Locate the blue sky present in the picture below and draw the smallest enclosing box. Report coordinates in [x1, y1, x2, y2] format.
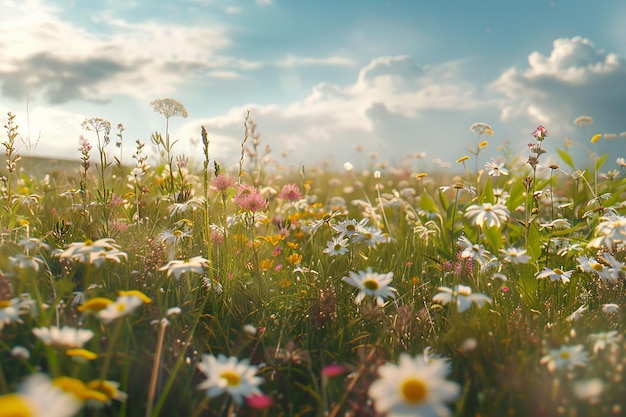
[1, 0, 625, 170]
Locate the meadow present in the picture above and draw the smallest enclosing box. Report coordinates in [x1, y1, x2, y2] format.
[1, 100, 626, 417]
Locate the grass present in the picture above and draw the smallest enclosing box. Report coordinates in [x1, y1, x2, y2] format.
[1, 108, 626, 417]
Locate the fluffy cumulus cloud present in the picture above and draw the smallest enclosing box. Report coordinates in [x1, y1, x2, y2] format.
[490, 37, 626, 143]
[0, 6, 234, 103]
[182, 55, 496, 168]
[187, 37, 626, 169]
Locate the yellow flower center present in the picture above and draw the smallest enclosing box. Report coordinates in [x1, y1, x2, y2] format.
[457, 287, 472, 297]
[220, 371, 241, 387]
[363, 279, 379, 291]
[559, 351, 571, 360]
[0, 300, 11, 309]
[84, 239, 94, 246]
[0, 394, 33, 417]
[400, 378, 427, 404]
[173, 230, 183, 237]
[553, 268, 564, 275]
[591, 263, 603, 272]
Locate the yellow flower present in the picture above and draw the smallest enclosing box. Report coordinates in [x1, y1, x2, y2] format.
[590, 133, 602, 144]
[259, 259, 275, 272]
[287, 253, 302, 266]
[258, 234, 285, 246]
[478, 140, 489, 149]
[118, 290, 152, 304]
[53, 376, 108, 402]
[66, 348, 98, 361]
[456, 156, 470, 163]
[78, 297, 113, 313]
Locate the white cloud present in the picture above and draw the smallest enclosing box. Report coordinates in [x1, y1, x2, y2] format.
[490, 36, 626, 139]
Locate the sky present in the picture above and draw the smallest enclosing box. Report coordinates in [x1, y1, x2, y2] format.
[1, 0, 626, 171]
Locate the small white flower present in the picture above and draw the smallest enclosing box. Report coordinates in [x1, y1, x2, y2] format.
[197, 354, 264, 404]
[432, 285, 492, 313]
[566, 305, 587, 322]
[323, 236, 350, 256]
[159, 256, 210, 280]
[536, 267, 573, 283]
[98, 295, 145, 324]
[33, 326, 94, 349]
[485, 159, 509, 176]
[368, 352, 460, 417]
[601, 303, 619, 313]
[540, 344, 588, 372]
[342, 267, 397, 307]
[0, 373, 81, 417]
[587, 330, 620, 354]
[500, 247, 531, 264]
[464, 202, 509, 228]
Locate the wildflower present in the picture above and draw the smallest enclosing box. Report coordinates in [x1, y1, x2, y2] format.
[566, 305, 587, 322]
[617, 157, 626, 167]
[536, 267, 573, 283]
[159, 256, 210, 280]
[469, 122, 493, 136]
[201, 277, 223, 293]
[332, 218, 365, 238]
[57, 238, 125, 266]
[277, 184, 303, 201]
[0, 373, 81, 417]
[245, 394, 273, 409]
[234, 185, 268, 212]
[500, 247, 531, 264]
[485, 159, 509, 176]
[540, 218, 571, 230]
[532, 125, 548, 141]
[9, 254, 44, 272]
[456, 155, 470, 163]
[342, 267, 397, 307]
[590, 133, 602, 144]
[322, 363, 348, 377]
[11, 346, 30, 359]
[157, 229, 192, 245]
[587, 330, 620, 354]
[66, 348, 98, 362]
[86, 380, 128, 404]
[97, 294, 147, 324]
[457, 236, 495, 268]
[77, 297, 113, 314]
[323, 236, 349, 256]
[167, 197, 204, 217]
[210, 173, 235, 192]
[601, 303, 619, 313]
[0, 294, 34, 331]
[343, 162, 354, 172]
[540, 344, 588, 372]
[577, 255, 616, 281]
[573, 115, 593, 127]
[573, 379, 603, 401]
[32, 326, 94, 349]
[432, 285, 492, 313]
[197, 354, 264, 405]
[369, 352, 460, 417]
[52, 376, 107, 403]
[464, 202, 509, 228]
[150, 98, 188, 119]
[587, 214, 626, 251]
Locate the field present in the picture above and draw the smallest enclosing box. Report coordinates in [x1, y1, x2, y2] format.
[1, 105, 626, 417]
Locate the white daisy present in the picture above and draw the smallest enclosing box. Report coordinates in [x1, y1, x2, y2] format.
[197, 354, 264, 404]
[342, 267, 397, 307]
[535, 267, 573, 283]
[369, 352, 460, 417]
[32, 326, 94, 349]
[159, 256, 210, 280]
[464, 202, 509, 229]
[0, 373, 81, 417]
[540, 344, 588, 372]
[432, 285, 492, 313]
